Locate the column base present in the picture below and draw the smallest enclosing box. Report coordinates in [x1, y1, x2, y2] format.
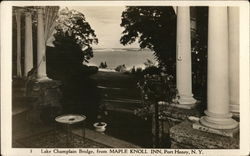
[230, 104, 239, 115]
[178, 96, 197, 104]
[174, 96, 197, 109]
[36, 76, 51, 82]
[200, 110, 238, 130]
[26, 79, 62, 123]
[170, 103, 196, 110]
[193, 120, 239, 138]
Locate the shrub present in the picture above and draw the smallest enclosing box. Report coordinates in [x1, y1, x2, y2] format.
[99, 62, 108, 69]
[115, 64, 126, 72]
[137, 73, 177, 104]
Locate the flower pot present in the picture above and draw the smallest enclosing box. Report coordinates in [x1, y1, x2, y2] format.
[93, 122, 107, 132]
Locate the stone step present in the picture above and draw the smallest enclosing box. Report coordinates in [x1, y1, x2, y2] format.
[12, 78, 26, 88]
[13, 86, 26, 92]
[73, 128, 141, 148]
[12, 96, 37, 107]
[12, 104, 31, 116]
[12, 78, 27, 97]
[12, 110, 30, 131]
[12, 97, 37, 125]
[12, 96, 37, 131]
[12, 87, 27, 97]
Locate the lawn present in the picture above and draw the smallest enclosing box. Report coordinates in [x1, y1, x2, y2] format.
[90, 71, 141, 100]
[90, 71, 153, 147]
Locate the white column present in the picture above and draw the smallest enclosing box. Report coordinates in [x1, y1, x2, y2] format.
[24, 11, 33, 77]
[200, 7, 238, 129]
[37, 8, 48, 80]
[176, 7, 196, 106]
[15, 10, 22, 77]
[228, 7, 239, 114]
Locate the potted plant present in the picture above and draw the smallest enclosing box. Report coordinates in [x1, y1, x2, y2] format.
[93, 122, 107, 132]
[93, 113, 108, 133]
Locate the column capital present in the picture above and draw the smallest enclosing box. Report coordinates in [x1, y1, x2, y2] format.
[24, 11, 32, 17]
[37, 8, 44, 14]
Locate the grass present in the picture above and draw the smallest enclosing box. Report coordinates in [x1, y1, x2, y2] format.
[90, 71, 141, 100]
[90, 71, 153, 147]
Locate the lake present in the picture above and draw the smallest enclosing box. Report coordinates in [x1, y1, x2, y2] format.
[86, 49, 158, 70]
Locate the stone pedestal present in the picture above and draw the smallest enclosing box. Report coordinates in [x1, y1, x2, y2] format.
[134, 102, 201, 125]
[170, 120, 239, 149]
[26, 80, 62, 123]
[160, 102, 201, 123]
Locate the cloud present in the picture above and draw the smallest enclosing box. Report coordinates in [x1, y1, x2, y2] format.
[61, 6, 139, 49]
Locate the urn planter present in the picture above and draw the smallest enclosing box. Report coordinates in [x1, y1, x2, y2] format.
[93, 122, 107, 132]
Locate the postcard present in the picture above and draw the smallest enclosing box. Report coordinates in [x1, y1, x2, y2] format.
[1, 0, 249, 156]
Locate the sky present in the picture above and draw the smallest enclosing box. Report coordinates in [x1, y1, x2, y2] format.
[64, 6, 140, 49]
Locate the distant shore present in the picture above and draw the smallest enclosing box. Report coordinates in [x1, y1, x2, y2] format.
[86, 48, 157, 70]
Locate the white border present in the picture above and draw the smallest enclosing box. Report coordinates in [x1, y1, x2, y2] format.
[1, 1, 249, 156]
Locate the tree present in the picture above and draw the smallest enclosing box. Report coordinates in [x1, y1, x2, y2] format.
[47, 8, 101, 121]
[120, 6, 177, 76]
[53, 7, 98, 63]
[47, 7, 99, 79]
[99, 61, 108, 69]
[191, 7, 208, 104]
[120, 6, 209, 103]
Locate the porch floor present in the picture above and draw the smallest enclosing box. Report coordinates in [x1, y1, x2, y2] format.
[13, 120, 140, 148]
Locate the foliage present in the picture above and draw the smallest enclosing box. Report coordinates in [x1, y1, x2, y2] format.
[121, 7, 209, 103]
[132, 67, 143, 77]
[47, 8, 100, 122]
[99, 62, 108, 69]
[191, 7, 208, 102]
[137, 73, 177, 105]
[144, 59, 156, 68]
[115, 64, 127, 72]
[143, 66, 161, 76]
[53, 7, 98, 63]
[120, 6, 177, 75]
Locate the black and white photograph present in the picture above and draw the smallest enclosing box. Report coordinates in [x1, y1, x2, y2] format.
[1, 1, 249, 156]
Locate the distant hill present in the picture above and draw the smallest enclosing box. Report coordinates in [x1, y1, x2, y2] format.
[87, 48, 157, 70]
[94, 48, 151, 52]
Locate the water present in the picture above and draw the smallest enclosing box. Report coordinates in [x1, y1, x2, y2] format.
[87, 49, 157, 70]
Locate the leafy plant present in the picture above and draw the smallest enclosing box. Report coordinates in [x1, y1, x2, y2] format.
[99, 62, 108, 69]
[115, 64, 126, 72]
[53, 7, 98, 63]
[121, 6, 208, 104]
[137, 72, 177, 106]
[120, 6, 176, 76]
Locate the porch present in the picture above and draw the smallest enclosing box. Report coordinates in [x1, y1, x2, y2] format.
[11, 5, 240, 149]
